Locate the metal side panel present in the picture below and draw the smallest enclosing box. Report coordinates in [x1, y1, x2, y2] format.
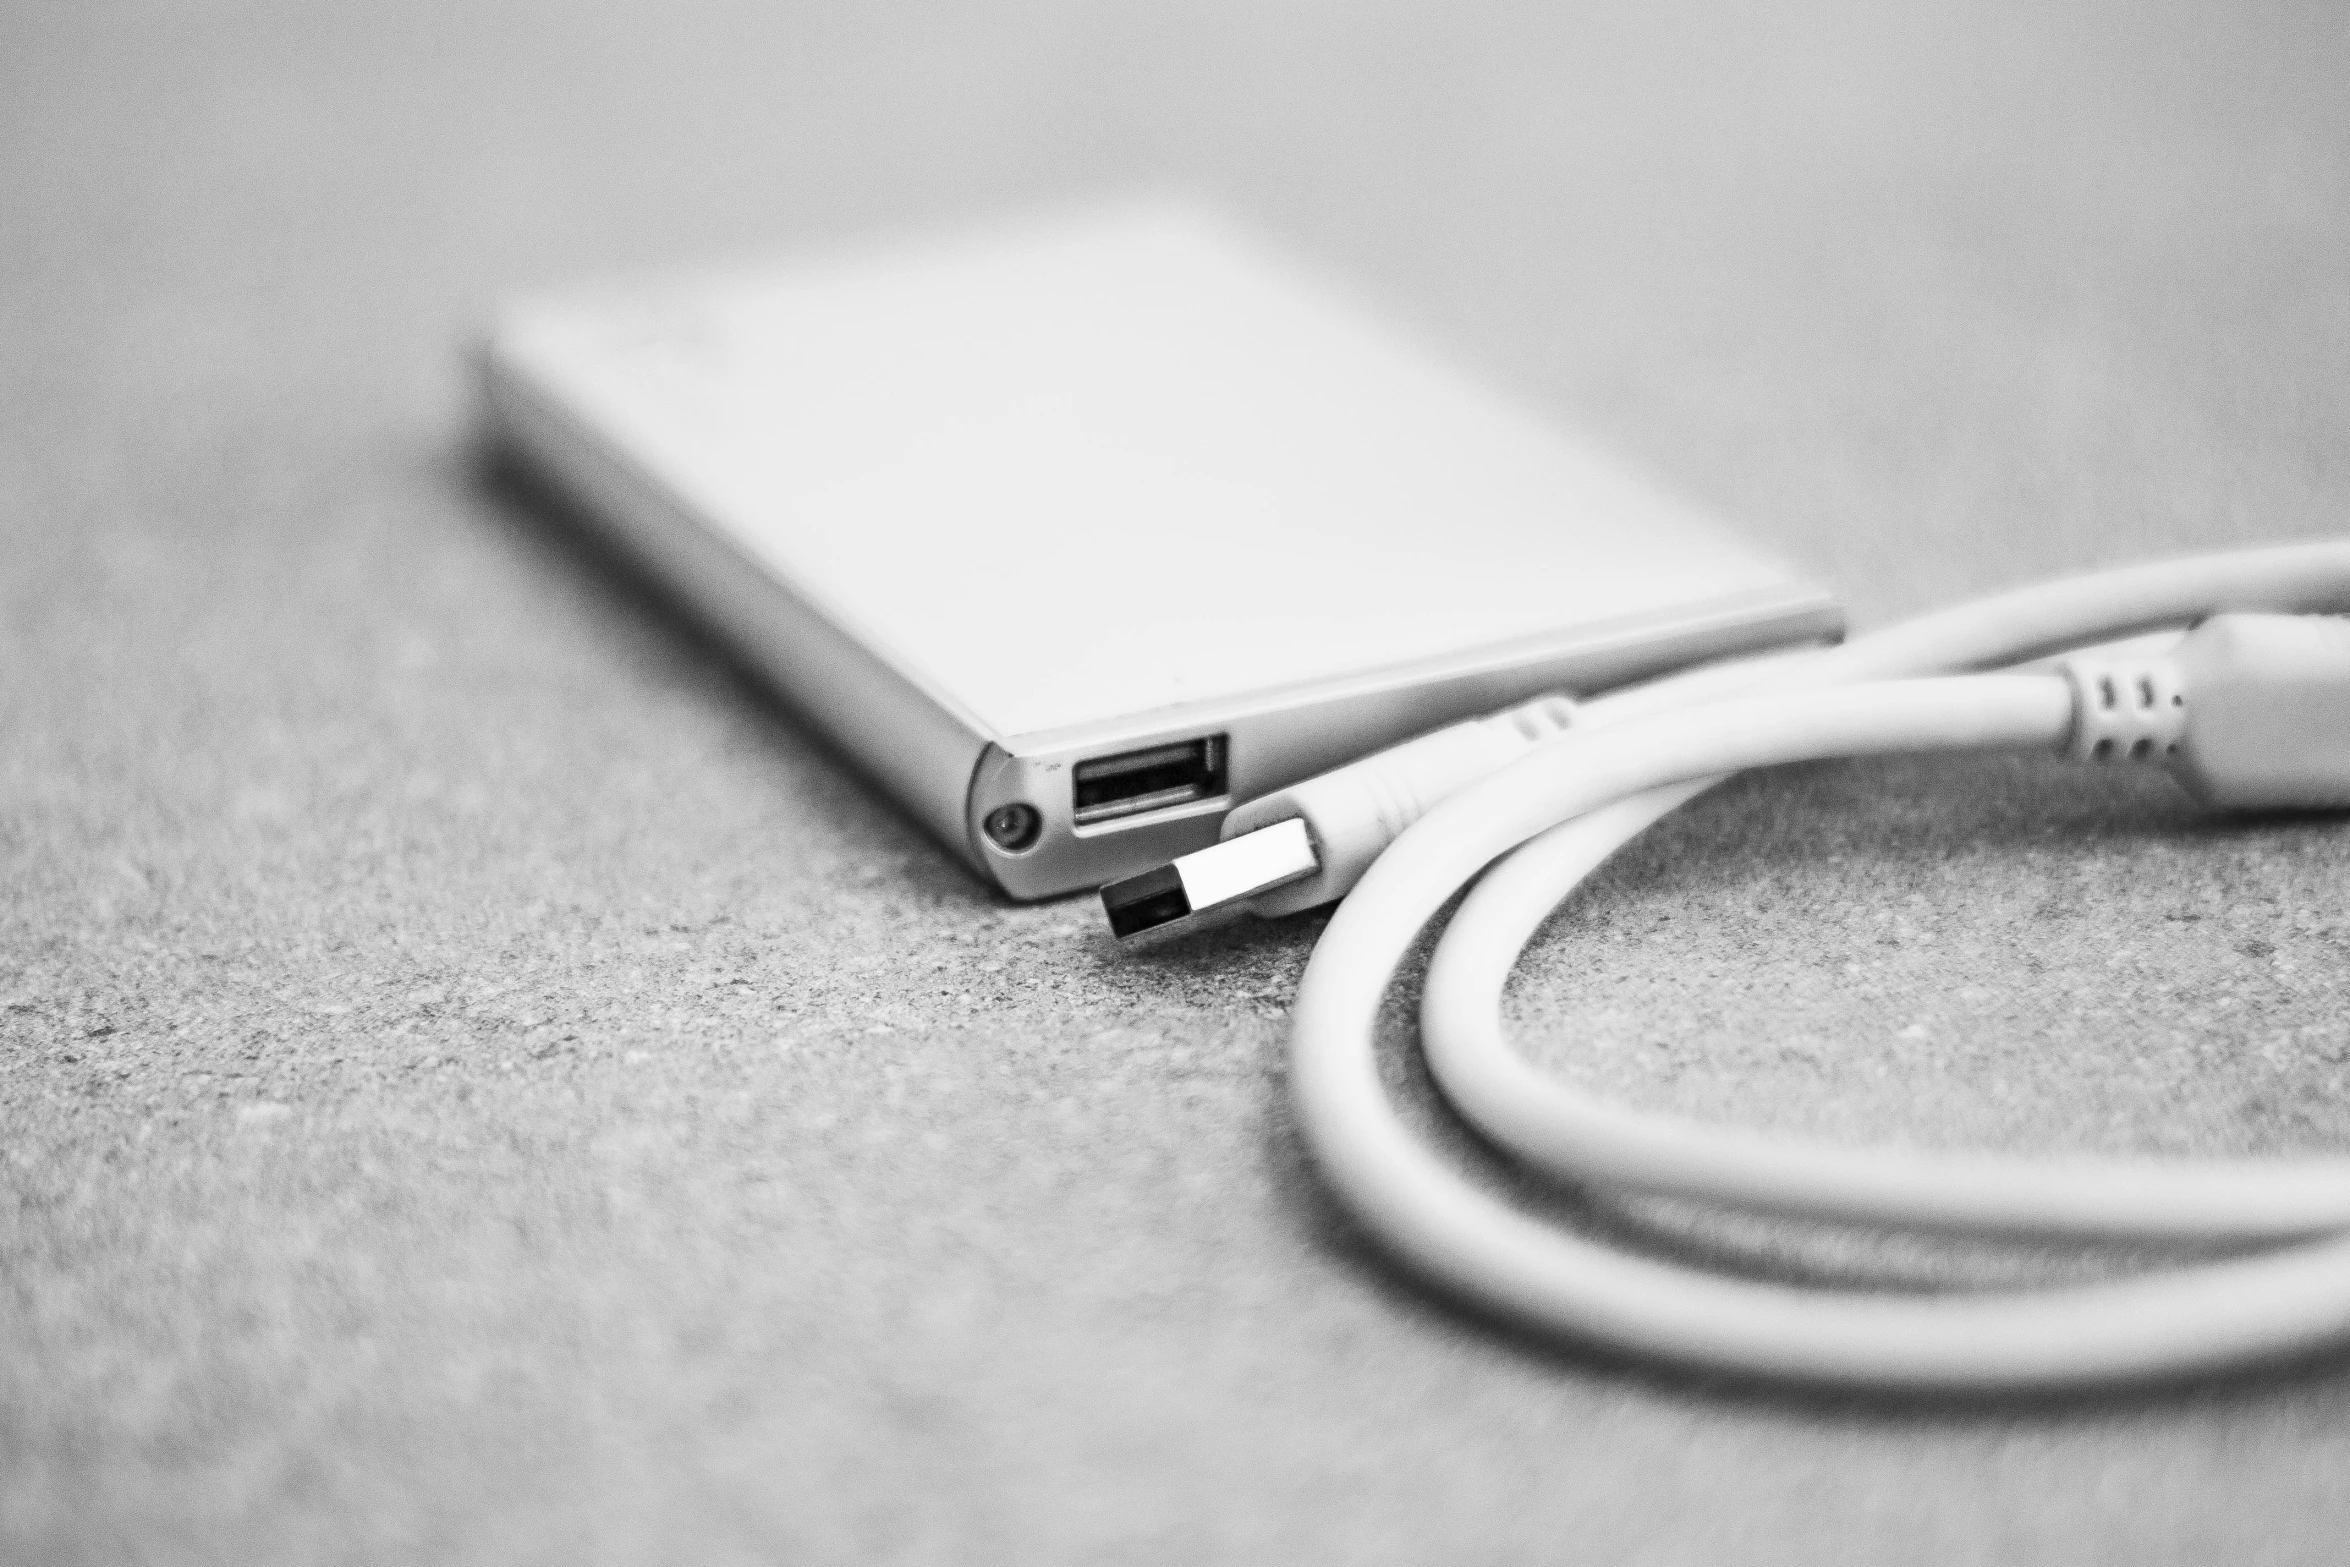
[480, 342, 996, 878]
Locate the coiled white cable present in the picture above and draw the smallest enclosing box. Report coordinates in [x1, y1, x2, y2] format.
[1274, 541, 2350, 1391]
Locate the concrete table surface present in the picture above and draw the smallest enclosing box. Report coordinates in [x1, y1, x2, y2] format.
[5, 1, 2350, 1561]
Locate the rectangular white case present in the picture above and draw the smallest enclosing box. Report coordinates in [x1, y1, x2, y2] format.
[480, 202, 1839, 899]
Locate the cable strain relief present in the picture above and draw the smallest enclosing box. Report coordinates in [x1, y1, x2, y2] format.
[1504, 694, 1578, 744]
[2061, 654, 2187, 766]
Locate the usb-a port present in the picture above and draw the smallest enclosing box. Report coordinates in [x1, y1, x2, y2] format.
[1072, 735, 1229, 826]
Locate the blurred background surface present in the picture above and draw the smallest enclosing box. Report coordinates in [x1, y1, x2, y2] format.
[4, 1, 2349, 1560]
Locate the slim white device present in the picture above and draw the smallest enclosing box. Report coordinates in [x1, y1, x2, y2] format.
[479, 201, 1839, 899]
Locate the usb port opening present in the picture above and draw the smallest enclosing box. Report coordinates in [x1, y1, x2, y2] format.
[1072, 736, 1229, 826]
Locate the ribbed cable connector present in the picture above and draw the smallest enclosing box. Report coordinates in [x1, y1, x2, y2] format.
[2061, 614, 2350, 809]
[2061, 653, 2188, 766]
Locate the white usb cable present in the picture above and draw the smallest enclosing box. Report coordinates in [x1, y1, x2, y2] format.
[1101, 541, 2350, 1389]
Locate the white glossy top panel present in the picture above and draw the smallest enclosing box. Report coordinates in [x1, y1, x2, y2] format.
[495, 201, 1818, 741]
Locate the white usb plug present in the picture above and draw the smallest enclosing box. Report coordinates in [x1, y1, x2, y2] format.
[2157, 612, 2350, 806]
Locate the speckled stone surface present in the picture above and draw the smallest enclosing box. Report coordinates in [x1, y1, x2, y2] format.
[6, 1, 2350, 1561]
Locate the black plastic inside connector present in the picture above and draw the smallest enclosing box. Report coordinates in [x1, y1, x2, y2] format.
[1072, 735, 1228, 826]
[1100, 864, 1190, 939]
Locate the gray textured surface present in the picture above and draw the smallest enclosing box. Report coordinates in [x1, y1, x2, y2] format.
[6, 1, 2350, 1561]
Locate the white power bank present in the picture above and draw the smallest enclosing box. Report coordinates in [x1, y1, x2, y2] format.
[480, 201, 1838, 899]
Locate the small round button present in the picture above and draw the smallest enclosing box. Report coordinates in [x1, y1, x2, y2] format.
[982, 803, 1042, 852]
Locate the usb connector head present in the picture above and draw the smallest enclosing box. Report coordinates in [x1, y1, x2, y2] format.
[1099, 818, 1319, 939]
